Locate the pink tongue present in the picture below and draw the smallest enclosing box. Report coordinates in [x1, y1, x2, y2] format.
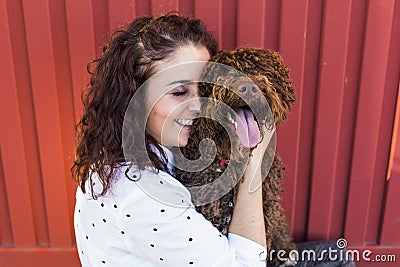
[234, 108, 261, 148]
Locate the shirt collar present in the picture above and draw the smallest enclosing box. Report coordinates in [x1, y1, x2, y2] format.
[159, 144, 174, 167]
[149, 144, 174, 167]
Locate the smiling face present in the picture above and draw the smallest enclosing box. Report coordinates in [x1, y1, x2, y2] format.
[145, 45, 210, 148]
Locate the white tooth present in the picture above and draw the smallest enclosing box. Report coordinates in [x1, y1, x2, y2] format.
[175, 119, 193, 126]
[227, 113, 236, 125]
[227, 113, 233, 124]
[234, 121, 237, 130]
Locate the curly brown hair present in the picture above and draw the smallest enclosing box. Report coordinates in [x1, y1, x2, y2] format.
[72, 13, 218, 198]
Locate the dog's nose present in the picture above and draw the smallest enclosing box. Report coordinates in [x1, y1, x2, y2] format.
[237, 81, 258, 97]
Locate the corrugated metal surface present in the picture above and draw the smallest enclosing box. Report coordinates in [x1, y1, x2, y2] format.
[0, 0, 399, 266]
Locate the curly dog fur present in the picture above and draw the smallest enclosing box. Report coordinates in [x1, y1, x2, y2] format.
[174, 48, 297, 265]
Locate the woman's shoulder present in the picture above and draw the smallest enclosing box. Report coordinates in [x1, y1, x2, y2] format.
[87, 164, 192, 209]
[76, 164, 193, 218]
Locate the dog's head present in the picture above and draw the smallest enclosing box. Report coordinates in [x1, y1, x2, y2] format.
[195, 48, 296, 159]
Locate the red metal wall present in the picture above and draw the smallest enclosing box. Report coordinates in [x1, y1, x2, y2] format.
[0, 0, 399, 266]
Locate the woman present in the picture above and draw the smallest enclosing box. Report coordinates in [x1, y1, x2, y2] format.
[72, 14, 268, 267]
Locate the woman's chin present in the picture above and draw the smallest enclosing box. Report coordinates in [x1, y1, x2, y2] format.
[178, 138, 189, 147]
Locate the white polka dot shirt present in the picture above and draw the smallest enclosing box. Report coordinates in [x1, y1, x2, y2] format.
[74, 147, 267, 266]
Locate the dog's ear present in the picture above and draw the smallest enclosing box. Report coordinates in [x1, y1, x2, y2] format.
[261, 50, 296, 124]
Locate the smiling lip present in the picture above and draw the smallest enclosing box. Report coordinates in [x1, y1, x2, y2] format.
[174, 118, 194, 130]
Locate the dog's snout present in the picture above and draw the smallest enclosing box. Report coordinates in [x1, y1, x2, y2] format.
[237, 81, 258, 97]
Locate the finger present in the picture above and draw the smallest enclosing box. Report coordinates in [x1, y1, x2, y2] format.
[248, 127, 276, 193]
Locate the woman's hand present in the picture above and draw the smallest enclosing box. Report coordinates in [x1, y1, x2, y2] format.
[245, 127, 276, 192]
[249, 126, 275, 164]
[228, 126, 275, 247]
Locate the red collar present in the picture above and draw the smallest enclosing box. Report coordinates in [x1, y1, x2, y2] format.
[219, 159, 229, 165]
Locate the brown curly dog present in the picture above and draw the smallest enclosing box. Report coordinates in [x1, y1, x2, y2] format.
[173, 48, 297, 266]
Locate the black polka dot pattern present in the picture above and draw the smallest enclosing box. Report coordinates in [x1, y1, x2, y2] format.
[76, 199, 208, 267]
[74, 162, 258, 267]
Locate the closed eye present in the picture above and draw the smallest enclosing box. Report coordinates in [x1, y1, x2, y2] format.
[171, 86, 189, 96]
[172, 91, 187, 96]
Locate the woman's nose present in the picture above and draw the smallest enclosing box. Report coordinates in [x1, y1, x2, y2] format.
[188, 96, 201, 112]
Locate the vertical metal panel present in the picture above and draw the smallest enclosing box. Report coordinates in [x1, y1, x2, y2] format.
[2, 0, 51, 246]
[179, 0, 194, 17]
[47, 0, 78, 240]
[308, 0, 352, 240]
[236, 0, 265, 47]
[221, 0, 237, 50]
[108, 0, 136, 31]
[21, 0, 73, 247]
[92, 0, 110, 50]
[65, 0, 96, 123]
[381, 84, 400, 246]
[1, 0, 399, 265]
[195, 0, 223, 46]
[263, 0, 281, 51]
[345, 0, 396, 246]
[333, 0, 367, 242]
[288, 0, 323, 242]
[151, 0, 179, 15]
[0, 0, 37, 247]
[0, 151, 13, 246]
[278, 0, 309, 230]
[380, 0, 400, 246]
[134, 0, 151, 17]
